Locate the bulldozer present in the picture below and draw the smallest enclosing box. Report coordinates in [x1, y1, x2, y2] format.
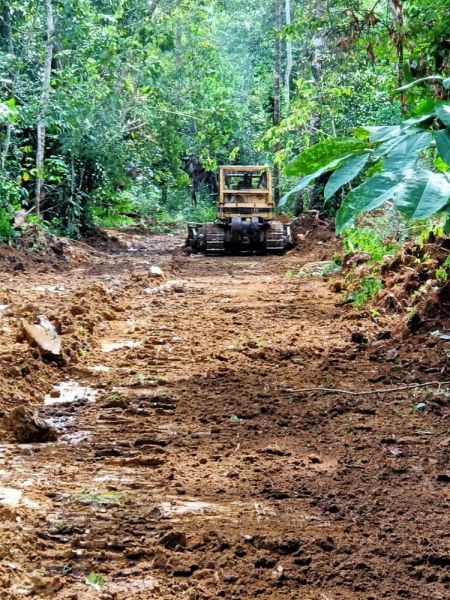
[186, 166, 292, 255]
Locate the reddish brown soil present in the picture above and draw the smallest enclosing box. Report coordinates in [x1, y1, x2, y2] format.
[0, 230, 448, 599]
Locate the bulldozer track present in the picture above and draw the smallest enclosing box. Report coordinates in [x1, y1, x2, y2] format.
[265, 221, 285, 253]
[205, 224, 225, 256]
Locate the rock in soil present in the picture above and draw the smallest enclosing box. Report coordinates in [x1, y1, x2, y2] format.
[21, 317, 62, 357]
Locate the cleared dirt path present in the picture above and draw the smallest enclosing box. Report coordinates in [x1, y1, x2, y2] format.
[0, 231, 448, 599]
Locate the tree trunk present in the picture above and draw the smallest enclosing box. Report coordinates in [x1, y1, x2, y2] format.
[35, 0, 54, 218]
[1, 5, 13, 170]
[389, 0, 405, 112]
[284, 0, 293, 111]
[273, 0, 282, 206]
[308, 0, 325, 209]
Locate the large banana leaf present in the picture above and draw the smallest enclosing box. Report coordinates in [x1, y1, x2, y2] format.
[392, 170, 450, 220]
[372, 132, 412, 159]
[336, 168, 450, 232]
[324, 152, 370, 201]
[436, 104, 450, 127]
[436, 129, 450, 165]
[382, 130, 432, 172]
[363, 125, 403, 143]
[279, 155, 352, 206]
[335, 173, 401, 232]
[284, 138, 367, 177]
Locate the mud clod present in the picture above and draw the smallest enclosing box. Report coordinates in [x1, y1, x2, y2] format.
[4, 406, 57, 443]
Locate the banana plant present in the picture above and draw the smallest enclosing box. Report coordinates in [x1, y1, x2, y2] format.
[281, 77, 450, 234]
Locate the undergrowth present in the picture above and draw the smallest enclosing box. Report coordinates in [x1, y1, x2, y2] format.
[342, 227, 398, 263]
[346, 275, 384, 307]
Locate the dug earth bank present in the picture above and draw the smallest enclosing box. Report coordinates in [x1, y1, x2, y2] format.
[0, 228, 448, 599]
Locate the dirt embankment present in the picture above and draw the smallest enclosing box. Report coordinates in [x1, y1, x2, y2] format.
[0, 227, 448, 600]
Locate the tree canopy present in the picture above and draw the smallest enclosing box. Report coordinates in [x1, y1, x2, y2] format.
[0, 0, 449, 238]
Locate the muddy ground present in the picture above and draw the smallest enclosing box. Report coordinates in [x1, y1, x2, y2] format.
[0, 228, 448, 599]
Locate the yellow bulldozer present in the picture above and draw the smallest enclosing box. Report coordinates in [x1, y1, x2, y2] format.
[186, 166, 292, 255]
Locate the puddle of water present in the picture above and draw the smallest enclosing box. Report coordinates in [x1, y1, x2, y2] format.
[93, 474, 119, 483]
[63, 430, 91, 445]
[0, 487, 22, 507]
[22, 497, 41, 510]
[44, 381, 97, 406]
[0, 487, 40, 510]
[160, 500, 217, 516]
[101, 340, 140, 353]
[33, 285, 65, 294]
[158, 496, 293, 523]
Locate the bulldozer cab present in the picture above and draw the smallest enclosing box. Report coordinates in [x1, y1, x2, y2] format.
[218, 166, 274, 220]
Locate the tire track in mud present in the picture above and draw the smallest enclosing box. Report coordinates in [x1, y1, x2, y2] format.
[0, 232, 448, 599]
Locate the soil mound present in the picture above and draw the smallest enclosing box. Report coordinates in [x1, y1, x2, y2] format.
[291, 212, 339, 257]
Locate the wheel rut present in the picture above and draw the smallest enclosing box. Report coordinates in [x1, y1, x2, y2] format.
[0, 231, 448, 599]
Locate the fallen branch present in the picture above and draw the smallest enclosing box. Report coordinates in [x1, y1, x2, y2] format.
[284, 381, 450, 396]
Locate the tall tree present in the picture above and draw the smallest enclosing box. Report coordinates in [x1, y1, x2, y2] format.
[284, 0, 293, 110]
[389, 0, 405, 112]
[308, 0, 324, 208]
[35, 0, 54, 218]
[0, 3, 13, 170]
[273, 0, 282, 205]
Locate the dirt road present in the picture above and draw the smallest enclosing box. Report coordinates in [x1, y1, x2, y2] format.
[0, 230, 448, 599]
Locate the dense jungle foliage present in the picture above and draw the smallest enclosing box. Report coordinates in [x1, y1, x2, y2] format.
[0, 0, 449, 239]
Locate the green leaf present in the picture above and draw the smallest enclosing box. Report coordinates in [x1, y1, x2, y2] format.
[436, 103, 450, 127]
[337, 167, 450, 233]
[396, 75, 443, 91]
[85, 572, 105, 591]
[279, 173, 320, 206]
[284, 138, 367, 177]
[392, 169, 450, 220]
[336, 173, 401, 233]
[409, 98, 437, 116]
[280, 155, 352, 206]
[324, 153, 370, 201]
[372, 132, 412, 159]
[436, 130, 450, 165]
[364, 126, 403, 143]
[353, 127, 370, 141]
[444, 216, 450, 235]
[383, 131, 433, 172]
[402, 113, 435, 126]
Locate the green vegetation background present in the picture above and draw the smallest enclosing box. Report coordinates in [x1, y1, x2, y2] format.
[0, 0, 449, 241]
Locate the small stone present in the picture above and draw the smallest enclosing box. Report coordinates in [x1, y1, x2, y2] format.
[149, 266, 164, 278]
